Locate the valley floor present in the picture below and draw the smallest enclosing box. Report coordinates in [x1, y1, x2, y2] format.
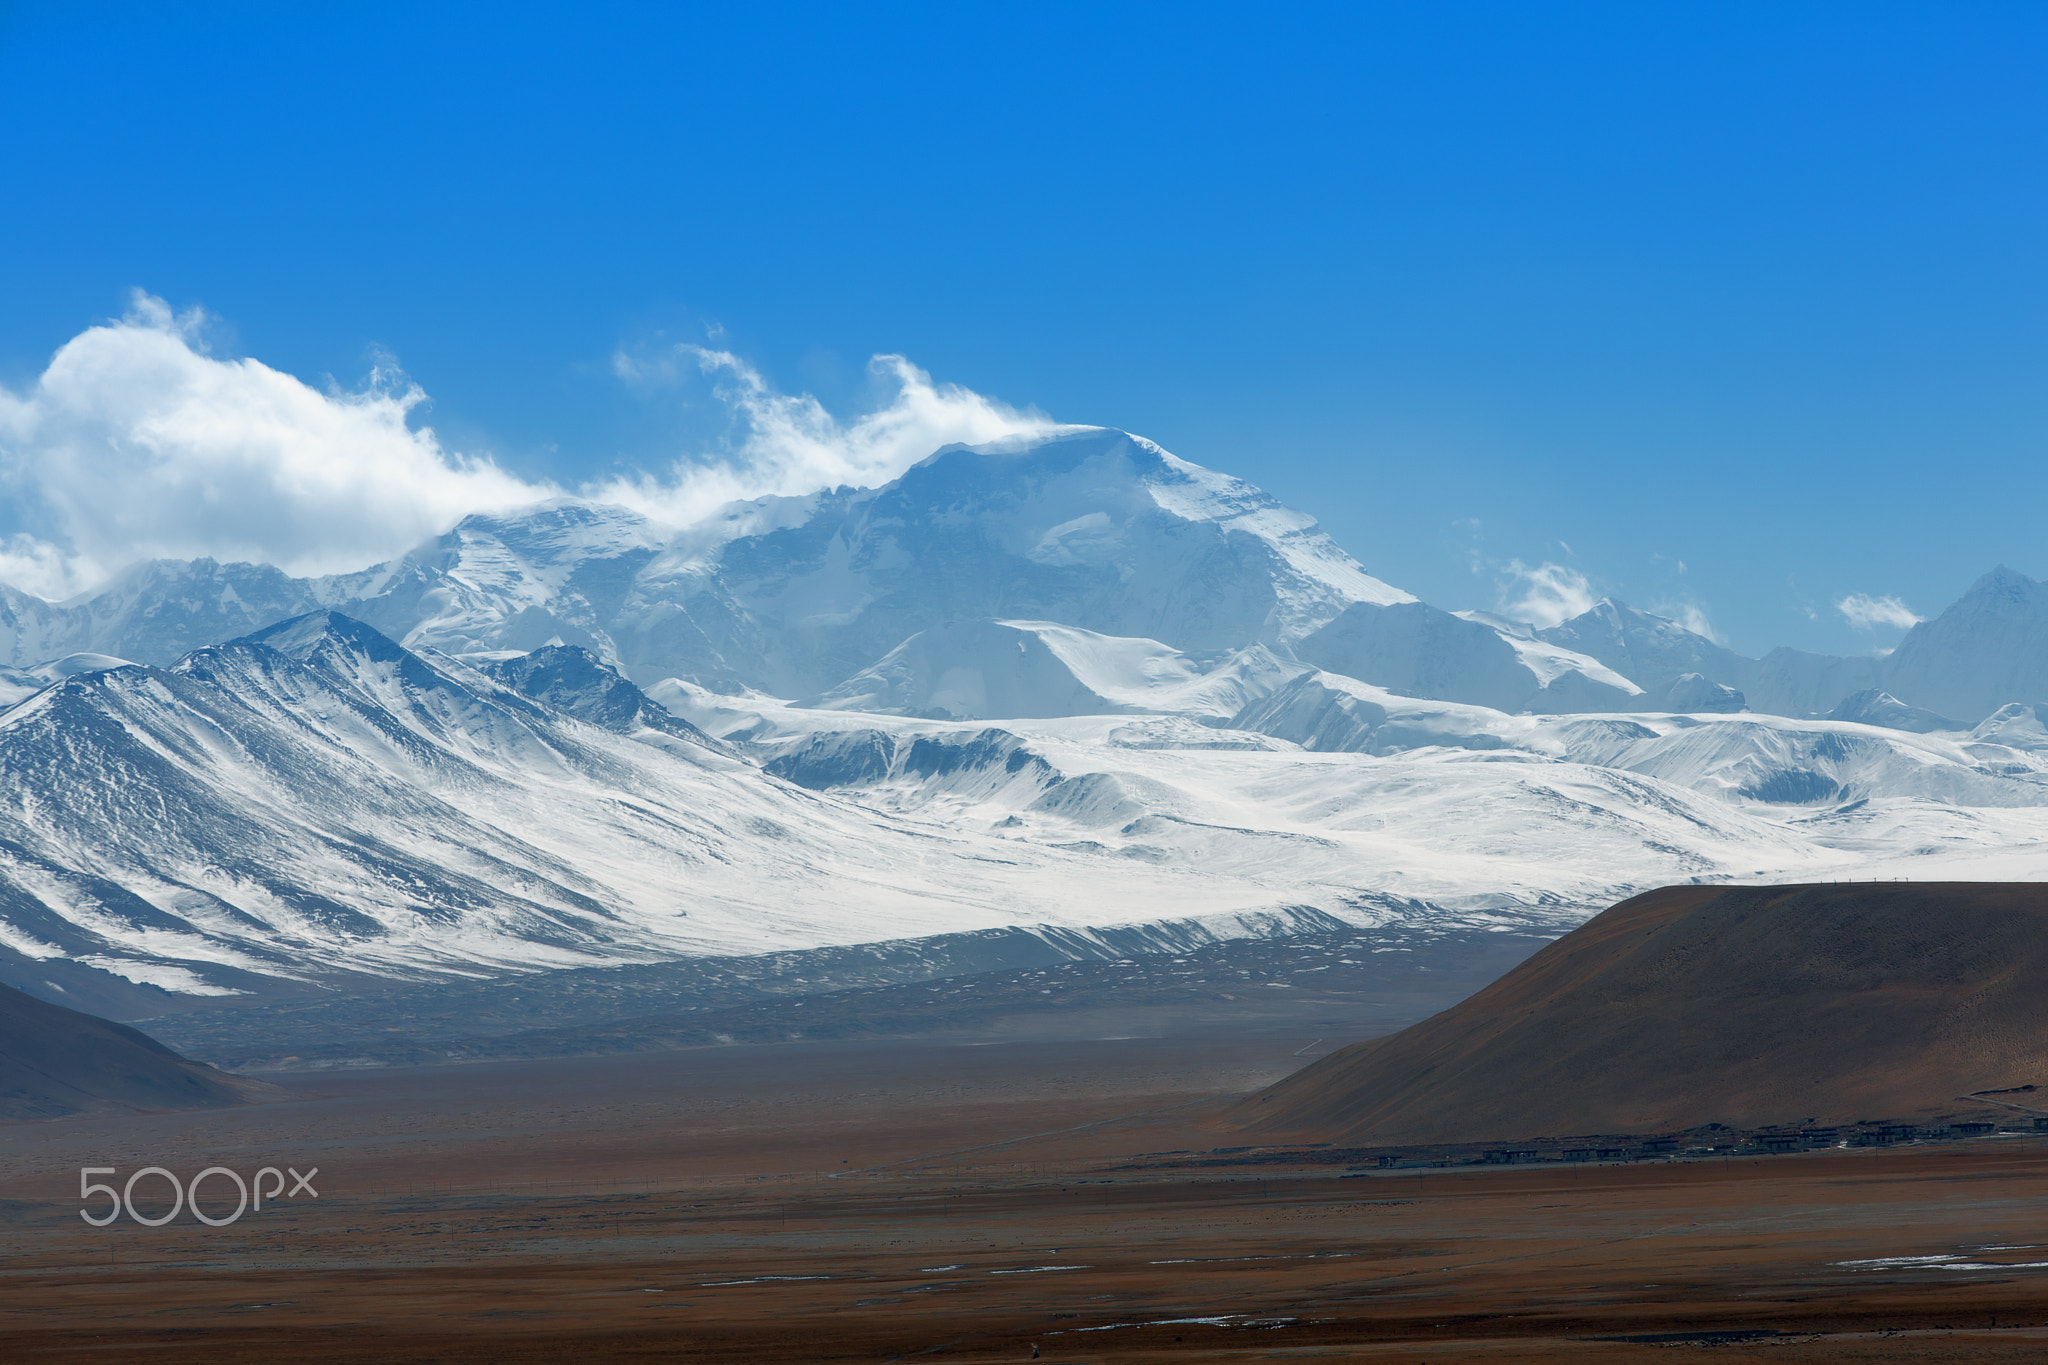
[5, 1030, 2048, 1361]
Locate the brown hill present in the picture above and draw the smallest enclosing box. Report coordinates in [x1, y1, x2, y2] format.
[0, 981, 278, 1121]
[1238, 882, 2048, 1145]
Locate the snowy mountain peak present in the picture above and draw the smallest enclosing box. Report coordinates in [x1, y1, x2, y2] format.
[875, 426, 1412, 624]
[1825, 689, 1961, 734]
[440, 500, 670, 576]
[478, 643, 727, 754]
[1969, 700, 2048, 751]
[237, 609, 409, 664]
[1878, 565, 2048, 723]
[1538, 597, 1758, 701]
[1966, 564, 2047, 603]
[37, 651, 131, 678]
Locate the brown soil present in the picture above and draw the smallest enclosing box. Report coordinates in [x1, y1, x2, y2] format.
[1239, 882, 2048, 1145]
[5, 1030, 2048, 1361]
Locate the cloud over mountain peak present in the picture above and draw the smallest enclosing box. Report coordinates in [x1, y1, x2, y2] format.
[0, 296, 1053, 601]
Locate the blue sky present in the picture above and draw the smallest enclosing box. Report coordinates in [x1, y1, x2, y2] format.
[1, 1, 2043, 656]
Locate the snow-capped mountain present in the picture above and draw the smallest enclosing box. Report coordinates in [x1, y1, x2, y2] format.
[1747, 648, 1883, 721]
[0, 426, 2045, 1013]
[0, 428, 1645, 719]
[1537, 598, 1761, 702]
[1, 612, 1444, 1009]
[1877, 567, 2048, 724]
[1222, 667, 2048, 806]
[5, 613, 2048, 1010]
[4, 432, 2043, 731]
[1299, 601, 1643, 714]
[1531, 597, 1890, 720]
[1534, 572, 2048, 726]
[1824, 689, 1962, 735]
[0, 560, 325, 668]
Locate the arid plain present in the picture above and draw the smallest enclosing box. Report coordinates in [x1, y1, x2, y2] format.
[9, 1022, 2048, 1364]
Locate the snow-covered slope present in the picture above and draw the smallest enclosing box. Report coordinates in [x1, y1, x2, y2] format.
[2, 608, 2044, 1008]
[748, 712, 1842, 918]
[1227, 670, 1542, 755]
[1537, 598, 1760, 700]
[0, 651, 132, 707]
[1548, 714, 2048, 809]
[1226, 669, 2048, 810]
[474, 643, 731, 758]
[1969, 702, 2048, 755]
[813, 620, 1140, 719]
[811, 618, 1300, 721]
[0, 613, 1427, 1003]
[1825, 689, 1962, 734]
[1297, 601, 1642, 714]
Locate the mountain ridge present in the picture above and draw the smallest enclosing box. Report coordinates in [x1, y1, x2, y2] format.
[0, 430, 2043, 1017]
[0, 428, 1802, 720]
[2, 430, 2041, 727]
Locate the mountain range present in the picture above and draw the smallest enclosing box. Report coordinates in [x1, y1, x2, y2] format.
[0, 426, 2043, 1015]
[5, 428, 2045, 730]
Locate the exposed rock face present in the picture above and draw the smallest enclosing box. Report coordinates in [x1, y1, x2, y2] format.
[1238, 882, 2048, 1143]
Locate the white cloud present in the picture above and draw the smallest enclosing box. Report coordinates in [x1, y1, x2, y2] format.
[1648, 599, 1724, 644]
[0, 534, 98, 603]
[591, 346, 1056, 524]
[1671, 605, 1719, 641]
[0, 298, 1054, 600]
[1497, 559, 1597, 630]
[0, 293, 551, 597]
[1836, 592, 1922, 631]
